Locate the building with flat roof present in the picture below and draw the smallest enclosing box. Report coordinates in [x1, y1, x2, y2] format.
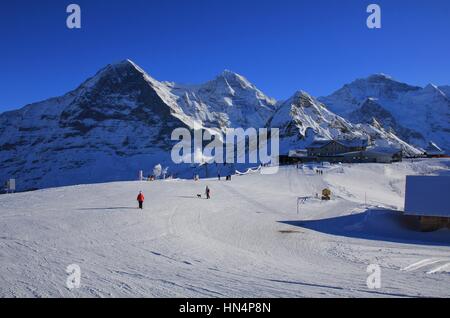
[306, 138, 369, 157]
[404, 175, 450, 231]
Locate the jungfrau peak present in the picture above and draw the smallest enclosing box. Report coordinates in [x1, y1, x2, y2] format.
[320, 74, 450, 151]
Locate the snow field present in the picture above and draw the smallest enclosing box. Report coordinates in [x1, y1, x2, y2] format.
[0, 159, 449, 297]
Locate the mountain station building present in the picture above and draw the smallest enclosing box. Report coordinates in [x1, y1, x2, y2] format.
[281, 138, 402, 164]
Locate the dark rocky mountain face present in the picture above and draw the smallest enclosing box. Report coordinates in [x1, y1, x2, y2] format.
[349, 98, 425, 145]
[0, 61, 192, 191]
[59, 61, 184, 148]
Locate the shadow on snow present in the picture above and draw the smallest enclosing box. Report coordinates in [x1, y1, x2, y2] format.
[77, 207, 138, 211]
[279, 209, 450, 247]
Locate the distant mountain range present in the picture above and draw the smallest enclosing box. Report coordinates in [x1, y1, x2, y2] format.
[0, 60, 447, 191]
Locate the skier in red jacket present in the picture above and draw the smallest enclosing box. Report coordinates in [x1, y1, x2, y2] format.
[137, 191, 145, 209]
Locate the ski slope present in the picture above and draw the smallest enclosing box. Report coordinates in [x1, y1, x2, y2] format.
[1, 159, 449, 298]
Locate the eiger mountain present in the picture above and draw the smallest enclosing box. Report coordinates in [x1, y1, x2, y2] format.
[0, 60, 441, 191]
[319, 74, 450, 151]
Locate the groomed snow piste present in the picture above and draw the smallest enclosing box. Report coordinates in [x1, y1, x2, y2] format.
[1, 159, 449, 298]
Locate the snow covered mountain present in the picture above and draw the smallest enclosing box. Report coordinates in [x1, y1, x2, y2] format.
[319, 74, 450, 151]
[438, 85, 450, 98]
[167, 70, 277, 130]
[0, 60, 194, 191]
[267, 91, 421, 155]
[348, 98, 424, 146]
[0, 61, 422, 191]
[0, 60, 279, 191]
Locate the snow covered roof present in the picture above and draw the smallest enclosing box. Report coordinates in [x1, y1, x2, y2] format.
[288, 149, 308, 158]
[306, 140, 333, 149]
[306, 138, 369, 149]
[366, 147, 402, 155]
[322, 147, 401, 158]
[404, 176, 450, 218]
[338, 138, 369, 148]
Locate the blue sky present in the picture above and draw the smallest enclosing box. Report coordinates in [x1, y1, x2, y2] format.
[0, 0, 449, 112]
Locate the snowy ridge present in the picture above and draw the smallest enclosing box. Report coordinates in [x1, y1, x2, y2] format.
[167, 70, 277, 130]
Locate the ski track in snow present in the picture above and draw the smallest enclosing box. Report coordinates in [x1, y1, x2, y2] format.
[0, 159, 449, 298]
